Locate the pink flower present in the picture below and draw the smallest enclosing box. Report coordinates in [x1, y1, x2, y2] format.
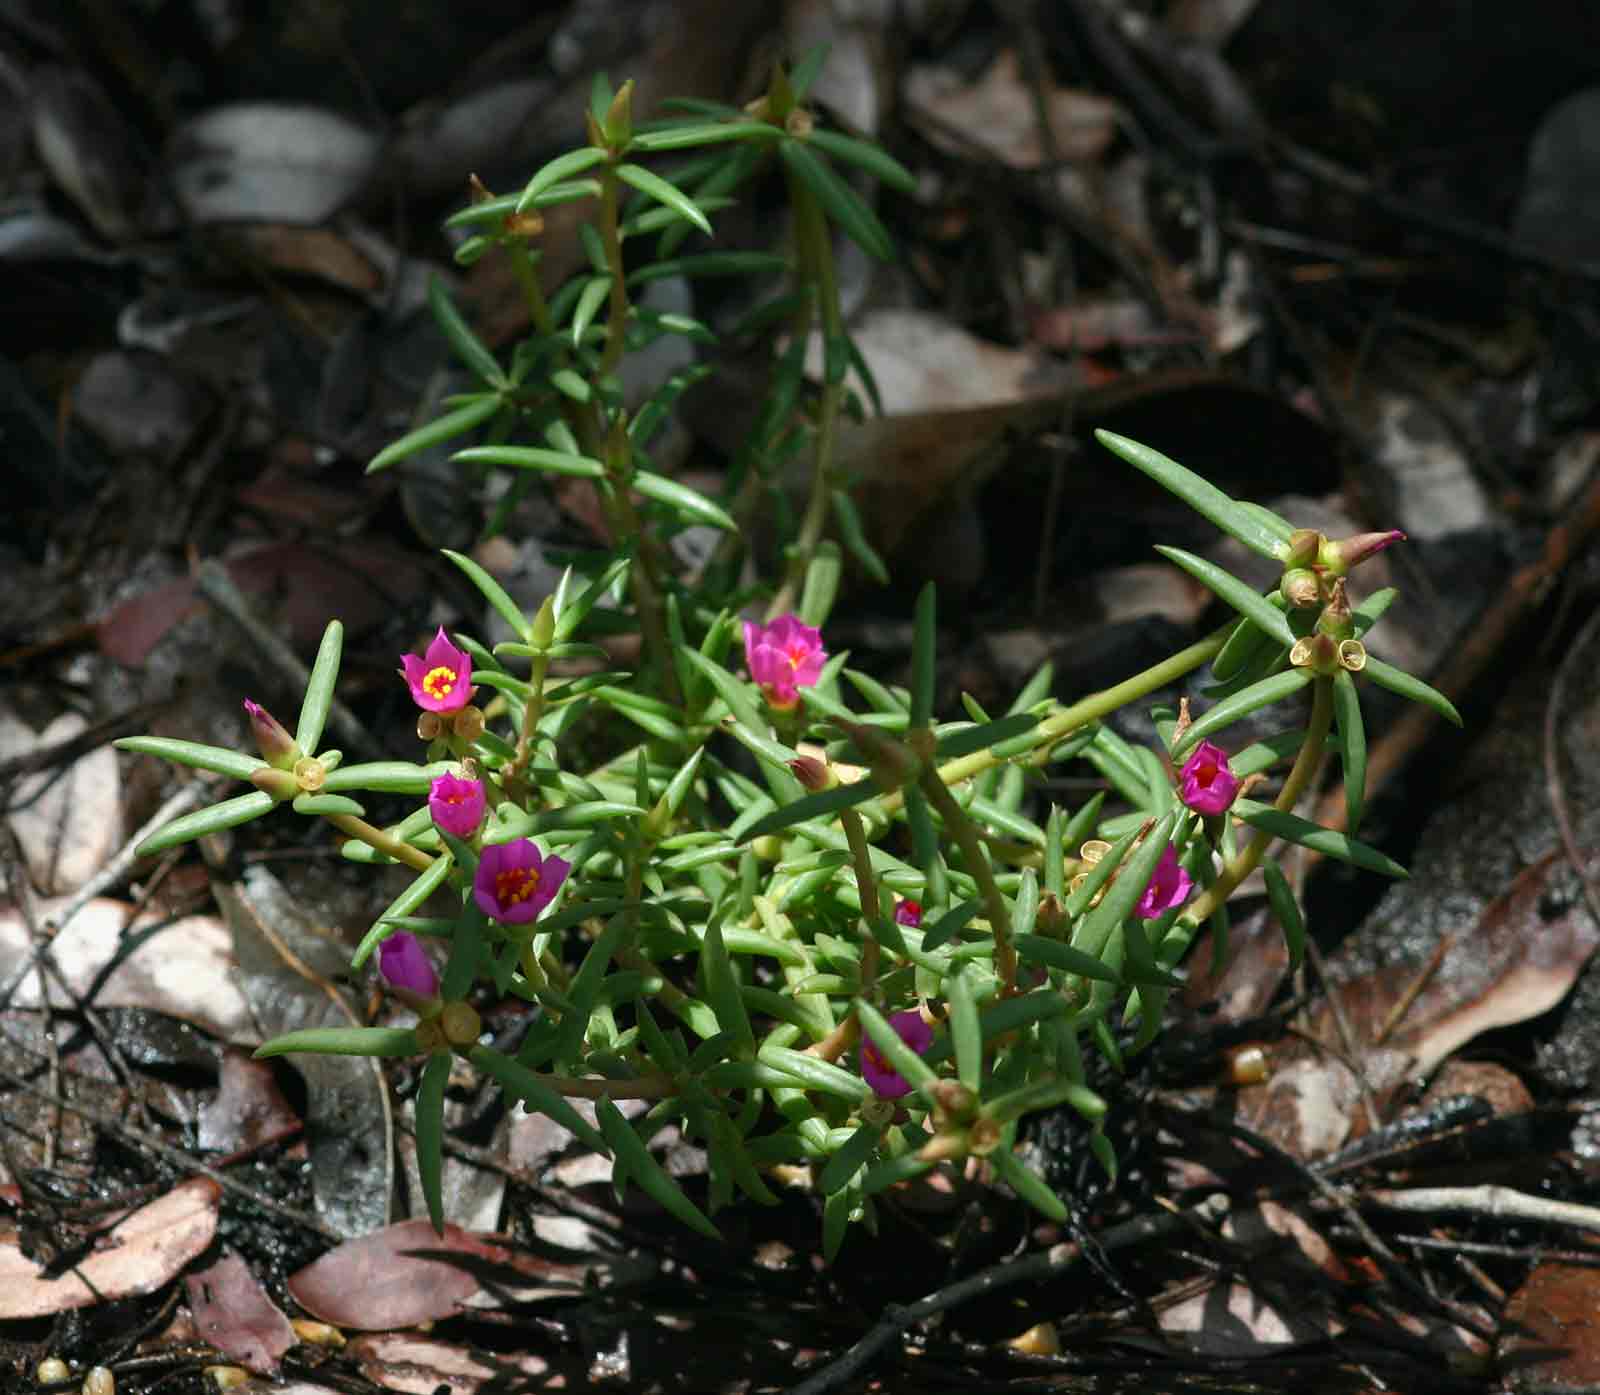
[428, 772, 486, 838]
[472, 839, 570, 925]
[894, 899, 923, 928]
[243, 699, 299, 768]
[1179, 741, 1240, 815]
[1135, 845, 1192, 920]
[860, 1009, 933, 1099]
[400, 628, 477, 713]
[378, 931, 439, 998]
[743, 614, 825, 710]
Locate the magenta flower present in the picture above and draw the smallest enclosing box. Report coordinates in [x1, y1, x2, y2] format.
[473, 839, 570, 925]
[400, 628, 477, 713]
[860, 1009, 933, 1099]
[428, 772, 486, 838]
[378, 931, 439, 999]
[1179, 741, 1240, 815]
[743, 614, 826, 710]
[243, 699, 299, 768]
[1135, 845, 1192, 920]
[894, 899, 923, 928]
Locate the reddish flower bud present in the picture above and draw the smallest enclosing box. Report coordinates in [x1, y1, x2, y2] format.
[243, 699, 301, 770]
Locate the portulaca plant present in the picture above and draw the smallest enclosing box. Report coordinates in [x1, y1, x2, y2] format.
[116, 56, 1459, 1253]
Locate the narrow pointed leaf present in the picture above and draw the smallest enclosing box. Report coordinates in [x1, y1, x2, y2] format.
[428, 275, 505, 388]
[1233, 798, 1407, 877]
[632, 469, 736, 530]
[1013, 934, 1121, 983]
[353, 855, 455, 968]
[933, 712, 1040, 759]
[115, 737, 265, 782]
[570, 274, 613, 347]
[452, 444, 604, 478]
[779, 138, 893, 260]
[517, 147, 608, 212]
[627, 120, 776, 151]
[614, 163, 713, 234]
[415, 1051, 450, 1233]
[988, 1145, 1068, 1221]
[1156, 546, 1295, 648]
[627, 251, 789, 285]
[253, 1027, 420, 1058]
[1097, 430, 1291, 558]
[739, 778, 884, 840]
[1261, 858, 1306, 972]
[136, 790, 277, 855]
[596, 1096, 721, 1240]
[367, 396, 500, 473]
[1332, 669, 1367, 832]
[1363, 656, 1462, 725]
[1173, 668, 1314, 758]
[818, 1122, 881, 1195]
[856, 1001, 938, 1095]
[803, 129, 915, 191]
[470, 1045, 608, 1153]
[947, 966, 983, 1092]
[295, 620, 343, 754]
[756, 1044, 871, 1103]
[441, 548, 531, 643]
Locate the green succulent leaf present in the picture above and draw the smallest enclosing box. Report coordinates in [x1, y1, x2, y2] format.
[136, 790, 278, 856]
[367, 395, 501, 474]
[296, 620, 344, 755]
[1096, 430, 1291, 560]
[115, 737, 265, 782]
[1233, 798, 1407, 877]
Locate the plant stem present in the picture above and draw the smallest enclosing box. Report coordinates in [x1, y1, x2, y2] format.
[768, 180, 843, 620]
[1180, 675, 1333, 925]
[597, 167, 631, 380]
[325, 814, 434, 873]
[840, 806, 882, 996]
[507, 244, 553, 336]
[918, 770, 1018, 993]
[878, 626, 1230, 817]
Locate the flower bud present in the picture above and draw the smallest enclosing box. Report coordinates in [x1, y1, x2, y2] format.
[1337, 639, 1367, 672]
[789, 754, 835, 792]
[1283, 528, 1324, 568]
[1315, 577, 1355, 641]
[416, 712, 443, 742]
[453, 705, 487, 743]
[243, 699, 301, 770]
[378, 931, 439, 999]
[1280, 567, 1321, 609]
[604, 79, 634, 146]
[1289, 632, 1338, 674]
[1324, 528, 1405, 575]
[440, 1000, 482, 1047]
[249, 766, 299, 801]
[530, 594, 558, 651]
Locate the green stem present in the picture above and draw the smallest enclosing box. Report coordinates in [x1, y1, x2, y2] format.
[919, 770, 1018, 993]
[597, 167, 631, 380]
[840, 806, 882, 996]
[325, 814, 434, 873]
[507, 243, 553, 336]
[768, 179, 844, 621]
[1181, 675, 1334, 925]
[878, 625, 1230, 817]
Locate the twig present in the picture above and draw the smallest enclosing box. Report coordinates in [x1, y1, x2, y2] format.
[783, 1193, 1230, 1394]
[1364, 1184, 1600, 1236]
[0, 1060, 342, 1241]
[1542, 604, 1600, 935]
[44, 780, 211, 934]
[194, 558, 377, 756]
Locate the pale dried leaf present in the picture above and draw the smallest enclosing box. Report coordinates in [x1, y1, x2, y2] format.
[905, 50, 1118, 169]
[0, 1178, 220, 1318]
[186, 1249, 296, 1376]
[1, 710, 122, 895]
[169, 104, 378, 225]
[0, 896, 255, 1043]
[349, 1333, 556, 1394]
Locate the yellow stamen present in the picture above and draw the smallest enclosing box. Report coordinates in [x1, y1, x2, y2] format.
[494, 866, 540, 906]
[422, 665, 457, 700]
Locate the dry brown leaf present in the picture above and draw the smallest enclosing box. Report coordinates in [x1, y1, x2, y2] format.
[1236, 848, 1600, 1159]
[186, 1249, 297, 1376]
[0, 1177, 220, 1318]
[1501, 1263, 1600, 1389]
[349, 1333, 558, 1394]
[0, 896, 255, 1043]
[0, 711, 123, 896]
[905, 50, 1118, 169]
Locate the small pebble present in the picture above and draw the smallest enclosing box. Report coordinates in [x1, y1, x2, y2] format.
[81, 1368, 113, 1395]
[35, 1358, 70, 1386]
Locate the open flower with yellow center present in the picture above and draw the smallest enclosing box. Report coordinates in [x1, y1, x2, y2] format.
[472, 838, 570, 925]
[400, 627, 478, 713]
[743, 614, 825, 710]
